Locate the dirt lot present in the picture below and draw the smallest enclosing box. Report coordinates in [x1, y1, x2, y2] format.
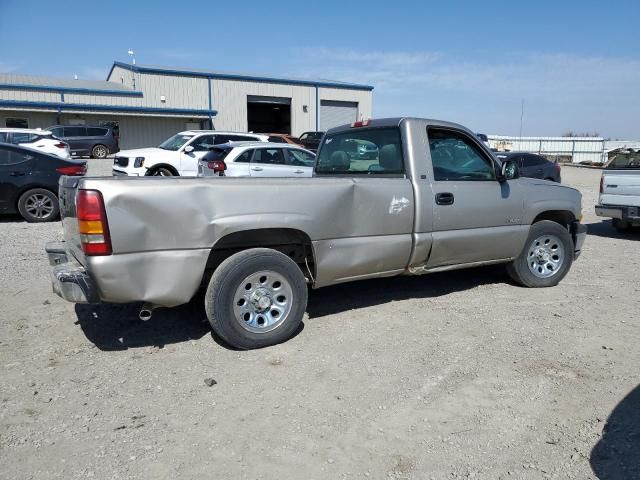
[1, 163, 638, 480]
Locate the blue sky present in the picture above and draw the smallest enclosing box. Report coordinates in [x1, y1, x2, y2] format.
[1, 0, 639, 138]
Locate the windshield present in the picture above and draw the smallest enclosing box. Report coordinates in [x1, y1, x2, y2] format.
[316, 127, 404, 175]
[158, 133, 194, 151]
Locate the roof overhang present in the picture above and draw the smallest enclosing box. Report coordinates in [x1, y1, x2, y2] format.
[109, 61, 374, 91]
[0, 82, 142, 96]
[0, 100, 216, 118]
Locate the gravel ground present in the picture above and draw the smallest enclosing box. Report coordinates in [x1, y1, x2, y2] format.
[1, 161, 638, 480]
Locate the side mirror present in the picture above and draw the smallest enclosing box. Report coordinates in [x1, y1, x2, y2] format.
[184, 145, 194, 153]
[500, 160, 519, 181]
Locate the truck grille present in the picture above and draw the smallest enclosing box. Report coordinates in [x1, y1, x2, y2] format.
[113, 156, 129, 167]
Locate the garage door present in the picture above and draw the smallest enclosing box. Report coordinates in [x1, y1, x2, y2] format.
[320, 100, 358, 130]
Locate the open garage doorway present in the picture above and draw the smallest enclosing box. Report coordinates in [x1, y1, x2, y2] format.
[247, 95, 291, 134]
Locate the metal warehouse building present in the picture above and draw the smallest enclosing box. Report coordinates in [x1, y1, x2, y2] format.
[0, 62, 373, 150]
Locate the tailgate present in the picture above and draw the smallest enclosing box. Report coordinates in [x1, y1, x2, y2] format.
[600, 170, 640, 207]
[58, 176, 87, 266]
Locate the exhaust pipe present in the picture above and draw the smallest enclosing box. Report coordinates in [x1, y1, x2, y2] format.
[139, 303, 157, 321]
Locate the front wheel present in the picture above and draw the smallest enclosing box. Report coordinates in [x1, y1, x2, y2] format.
[613, 218, 632, 233]
[205, 248, 308, 349]
[506, 220, 574, 287]
[148, 167, 175, 176]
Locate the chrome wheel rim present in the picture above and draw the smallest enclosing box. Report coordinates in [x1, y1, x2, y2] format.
[233, 270, 293, 333]
[94, 146, 107, 158]
[25, 193, 54, 219]
[527, 234, 565, 278]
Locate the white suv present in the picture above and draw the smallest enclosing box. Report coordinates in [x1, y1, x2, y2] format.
[112, 130, 269, 176]
[0, 128, 71, 159]
[198, 142, 316, 178]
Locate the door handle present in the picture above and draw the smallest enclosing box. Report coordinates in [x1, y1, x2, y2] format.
[10, 172, 26, 177]
[293, 170, 304, 174]
[435, 192, 454, 205]
[251, 166, 263, 171]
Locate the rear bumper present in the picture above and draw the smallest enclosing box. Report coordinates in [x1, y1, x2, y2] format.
[46, 241, 99, 304]
[595, 204, 640, 221]
[571, 222, 587, 259]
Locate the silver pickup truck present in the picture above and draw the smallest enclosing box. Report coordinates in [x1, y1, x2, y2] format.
[47, 118, 587, 349]
[595, 152, 640, 231]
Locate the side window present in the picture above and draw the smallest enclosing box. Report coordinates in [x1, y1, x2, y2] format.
[228, 135, 256, 142]
[87, 127, 108, 136]
[191, 135, 216, 151]
[252, 148, 286, 165]
[0, 133, 8, 143]
[234, 150, 253, 163]
[50, 127, 63, 137]
[528, 154, 547, 166]
[213, 135, 231, 145]
[0, 148, 31, 165]
[298, 133, 308, 141]
[0, 147, 11, 164]
[11, 132, 35, 144]
[64, 126, 85, 137]
[428, 128, 496, 181]
[287, 149, 315, 167]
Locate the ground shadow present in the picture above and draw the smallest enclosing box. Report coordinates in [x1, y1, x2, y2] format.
[591, 384, 640, 479]
[587, 220, 640, 240]
[0, 214, 25, 223]
[75, 264, 507, 350]
[75, 300, 210, 351]
[307, 264, 509, 319]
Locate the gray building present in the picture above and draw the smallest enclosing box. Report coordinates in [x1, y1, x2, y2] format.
[0, 62, 374, 150]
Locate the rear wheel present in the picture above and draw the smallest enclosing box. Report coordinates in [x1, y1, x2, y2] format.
[506, 220, 573, 287]
[205, 248, 308, 349]
[91, 144, 108, 159]
[17, 188, 59, 223]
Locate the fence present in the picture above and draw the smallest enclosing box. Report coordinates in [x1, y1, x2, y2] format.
[488, 136, 606, 164]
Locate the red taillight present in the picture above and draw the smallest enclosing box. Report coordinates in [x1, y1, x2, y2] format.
[599, 175, 604, 194]
[351, 119, 371, 128]
[207, 160, 227, 174]
[56, 165, 86, 176]
[55, 142, 67, 149]
[77, 190, 112, 256]
[555, 162, 561, 173]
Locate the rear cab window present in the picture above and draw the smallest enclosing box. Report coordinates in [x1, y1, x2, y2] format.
[606, 152, 640, 169]
[315, 127, 404, 175]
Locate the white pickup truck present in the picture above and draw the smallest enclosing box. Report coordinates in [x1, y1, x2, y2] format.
[596, 151, 640, 231]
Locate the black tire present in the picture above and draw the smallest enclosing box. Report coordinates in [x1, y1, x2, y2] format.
[148, 166, 176, 176]
[205, 248, 308, 350]
[613, 218, 631, 232]
[17, 188, 59, 223]
[91, 144, 108, 159]
[506, 220, 574, 287]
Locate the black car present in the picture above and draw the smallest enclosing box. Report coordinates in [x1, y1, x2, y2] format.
[298, 131, 324, 152]
[495, 152, 561, 182]
[47, 125, 119, 159]
[0, 143, 86, 222]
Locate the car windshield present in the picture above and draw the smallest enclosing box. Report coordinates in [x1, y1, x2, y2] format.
[158, 134, 194, 151]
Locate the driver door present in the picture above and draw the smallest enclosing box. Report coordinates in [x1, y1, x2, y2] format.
[180, 134, 215, 176]
[425, 127, 526, 268]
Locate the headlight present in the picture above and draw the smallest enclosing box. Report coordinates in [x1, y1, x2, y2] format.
[134, 157, 145, 168]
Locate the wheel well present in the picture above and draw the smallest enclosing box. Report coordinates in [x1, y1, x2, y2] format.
[205, 228, 316, 283]
[14, 186, 57, 210]
[146, 164, 179, 176]
[533, 210, 575, 228]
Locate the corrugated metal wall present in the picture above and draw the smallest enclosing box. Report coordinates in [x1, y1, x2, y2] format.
[489, 135, 607, 163]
